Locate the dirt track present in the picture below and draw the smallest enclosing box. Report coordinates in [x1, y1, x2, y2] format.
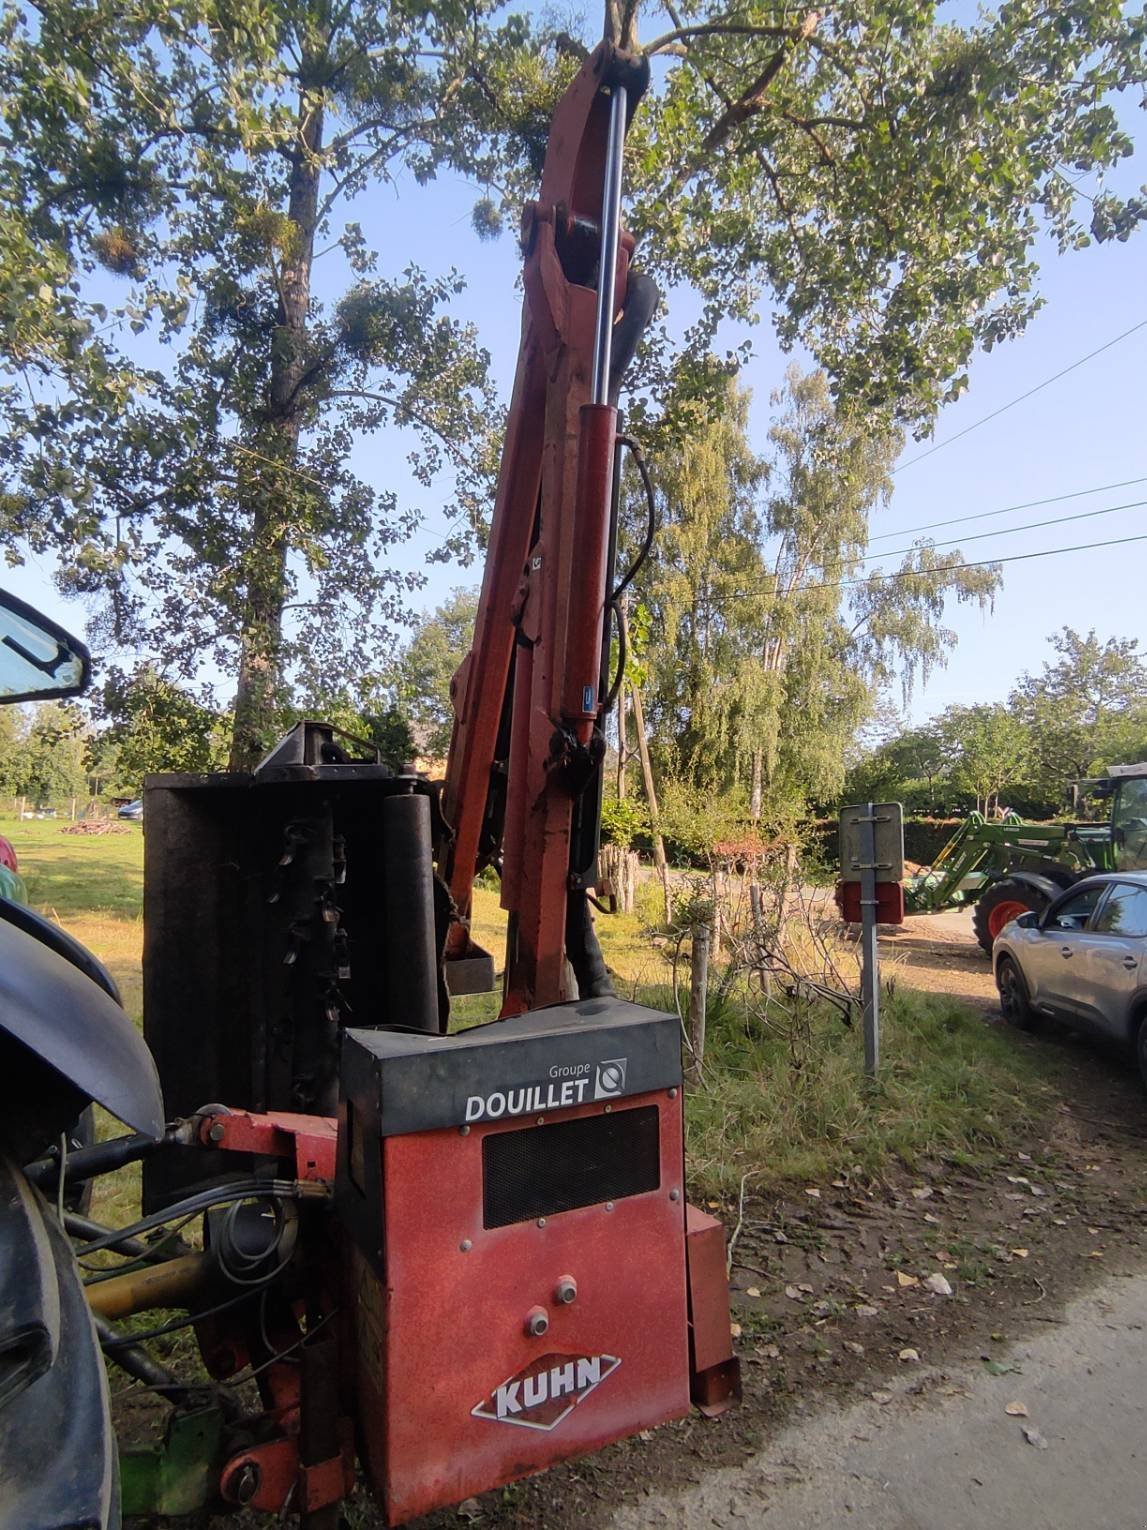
[876, 905, 999, 1011]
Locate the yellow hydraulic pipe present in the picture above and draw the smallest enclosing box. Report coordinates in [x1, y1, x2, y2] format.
[85, 1253, 209, 1321]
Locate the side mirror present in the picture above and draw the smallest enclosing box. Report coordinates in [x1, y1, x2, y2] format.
[0, 589, 90, 704]
[1016, 911, 1038, 930]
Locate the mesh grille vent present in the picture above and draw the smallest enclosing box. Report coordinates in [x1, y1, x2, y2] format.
[482, 1105, 660, 1229]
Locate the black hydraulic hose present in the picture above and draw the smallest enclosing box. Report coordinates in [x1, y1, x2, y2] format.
[65, 1211, 190, 1264]
[601, 434, 656, 713]
[565, 889, 615, 1000]
[611, 434, 656, 607]
[24, 1129, 169, 1192]
[607, 273, 660, 405]
[91, 1313, 189, 1397]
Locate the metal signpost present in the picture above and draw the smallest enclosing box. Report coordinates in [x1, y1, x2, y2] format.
[839, 802, 905, 1076]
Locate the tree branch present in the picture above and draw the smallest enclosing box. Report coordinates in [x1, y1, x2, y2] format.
[644, 21, 796, 55]
[666, 11, 822, 195]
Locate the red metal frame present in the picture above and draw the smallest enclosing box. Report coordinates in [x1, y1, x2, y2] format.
[196, 1109, 338, 1182]
[438, 42, 642, 1015]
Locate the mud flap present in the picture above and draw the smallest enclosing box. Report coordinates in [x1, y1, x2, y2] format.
[685, 1204, 742, 1417]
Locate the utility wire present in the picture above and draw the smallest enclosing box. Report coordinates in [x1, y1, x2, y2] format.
[723, 530, 1147, 601]
[857, 495, 1146, 565]
[868, 475, 1147, 542]
[895, 318, 1147, 472]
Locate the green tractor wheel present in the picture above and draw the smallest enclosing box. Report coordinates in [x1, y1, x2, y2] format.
[972, 879, 1050, 955]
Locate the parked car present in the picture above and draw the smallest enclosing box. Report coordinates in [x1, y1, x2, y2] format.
[994, 872, 1147, 1083]
[117, 798, 143, 821]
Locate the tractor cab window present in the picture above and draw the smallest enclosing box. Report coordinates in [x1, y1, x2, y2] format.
[0, 589, 89, 703]
[1113, 779, 1147, 872]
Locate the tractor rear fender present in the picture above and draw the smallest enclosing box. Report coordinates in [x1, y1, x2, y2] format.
[989, 869, 1072, 905]
[0, 919, 163, 1157]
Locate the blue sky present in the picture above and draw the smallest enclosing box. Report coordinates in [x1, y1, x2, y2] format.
[7, 17, 1146, 730]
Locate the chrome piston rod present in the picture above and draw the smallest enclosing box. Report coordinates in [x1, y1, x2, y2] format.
[590, 83, 629, 406]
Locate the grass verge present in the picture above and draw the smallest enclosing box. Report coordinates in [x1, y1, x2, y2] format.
[4, 822, 1067, 1205]
[681, 983, 1068, 1195]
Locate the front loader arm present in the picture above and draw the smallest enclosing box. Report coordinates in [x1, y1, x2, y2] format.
[437, 42, 652, 1016]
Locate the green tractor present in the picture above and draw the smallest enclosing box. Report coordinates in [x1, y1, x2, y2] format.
[904, 764, 1147, 953]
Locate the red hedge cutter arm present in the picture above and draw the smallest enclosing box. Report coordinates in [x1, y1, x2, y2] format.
[438, 42, 656, 1017]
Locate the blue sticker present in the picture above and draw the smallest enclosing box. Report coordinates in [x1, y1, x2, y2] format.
[583, 685, 595, 712]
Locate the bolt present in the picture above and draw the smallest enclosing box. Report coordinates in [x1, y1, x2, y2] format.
[234, 1463, 260, 1505]
[555, 1275, 577, 1305]
[532, 555, 543, 570]
[460, 1238, 472, 1253]
[525, 1306, 549, 1338]
[605, 1201, 615, 1213]
[536, 1217, 547, 1229]
[604, 1104, 612, 1113]
[208, 1122, 226, 1143]
[668, 1087, 678, 1099]
[536, 1116, 545, 1125]
[459, 1124, 470, 1136]
[669, 1189, 681, 1202]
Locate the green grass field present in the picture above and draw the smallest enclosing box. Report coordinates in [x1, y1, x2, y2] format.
[4, 816, 1068, 1198]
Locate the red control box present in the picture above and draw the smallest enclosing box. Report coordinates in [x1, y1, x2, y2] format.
[338, 1000, 692, 1524]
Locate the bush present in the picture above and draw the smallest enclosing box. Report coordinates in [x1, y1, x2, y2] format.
[600, 794, 650, 848]
[668, 981, 1064, 1195]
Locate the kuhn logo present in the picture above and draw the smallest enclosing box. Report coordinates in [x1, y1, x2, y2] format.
[472, 1353, 621, 1432]
[594, 1058, 627, 1099]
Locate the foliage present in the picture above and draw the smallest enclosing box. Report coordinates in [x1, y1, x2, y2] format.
[847, 627, 1147, 818]
[600, 792, 650, 850]
[396, 587, 477, 760]
[844, 722, 948, 814]
[938, 704, 1030, 817]
[1, 0, 1142, 770]
[472, 0, 1146, 432]
[632, 369, 999, 842]
[87, 665, 228, 791]
[0, 703, 87, 805]
[656, 775, 748, 862]
[1010, 627, 1147, 792]
[0, 0, 498, 765]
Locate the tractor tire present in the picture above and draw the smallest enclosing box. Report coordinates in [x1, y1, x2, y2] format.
[973, 879, 1050, 955]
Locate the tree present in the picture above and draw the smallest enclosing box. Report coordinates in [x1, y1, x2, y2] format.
[635, 369, 1000, 833]
[938, 703, 1031, 817]
[1012, 628, 1147, 791]
[0, 0, 497, 767]
[8, 704, 87, 807]
[396, 588, 478, 760]
[843, 721, 948, 814]
[472, 2, 1145, 431]
[634, 381, 768, 797]
[87, 665, 228, 790]
[1, 0, 1141, 769]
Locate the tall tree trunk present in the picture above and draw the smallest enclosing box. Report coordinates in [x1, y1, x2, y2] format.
[749, 747, 763, 825]
[229, 86, 325, 770]
[629, 676, 672, 924]
[616, 682, 629, 800]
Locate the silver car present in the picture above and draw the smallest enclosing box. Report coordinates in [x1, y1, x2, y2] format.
[994, 872, 1147, 1084]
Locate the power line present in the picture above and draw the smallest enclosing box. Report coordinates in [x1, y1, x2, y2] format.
[868, 474, 1147, 542]
[894, 318, 1147, 472]
[722, 530, 1147, 601]
[858, 495, 1146, 565]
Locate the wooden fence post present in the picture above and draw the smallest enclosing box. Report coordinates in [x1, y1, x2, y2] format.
[687, 921, 710, 1083]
